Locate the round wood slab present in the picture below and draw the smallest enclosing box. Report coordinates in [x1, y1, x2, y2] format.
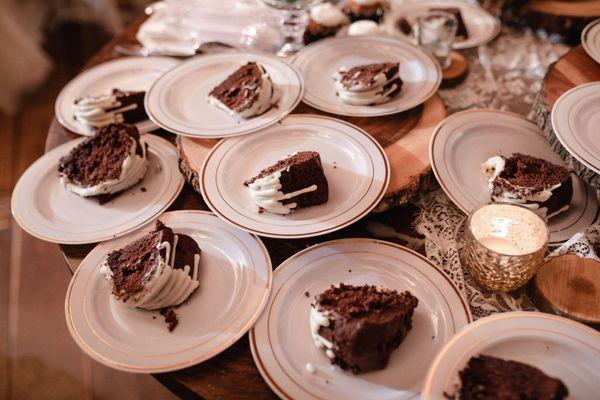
[533, 254, 600, 325]
[535, 45, 600, 189]
[441, 51, 469, 89]
[178, 95, 447, 213]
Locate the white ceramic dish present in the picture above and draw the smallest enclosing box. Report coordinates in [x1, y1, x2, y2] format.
[429, 109, 599, 245]
[423, 312, 600, 399]
[250, 238, 472, 400]
[582, 18, 600, 64]
[65, 210, 272, 373]
[55, 57, 179, 136]
[145, 53, 304, 138]
[200, 114, 390, 238]
[11, 134, 183, 244]
[292, 35, 441, 117]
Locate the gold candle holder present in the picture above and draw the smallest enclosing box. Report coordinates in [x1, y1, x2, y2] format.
[460, 203, 549, 292]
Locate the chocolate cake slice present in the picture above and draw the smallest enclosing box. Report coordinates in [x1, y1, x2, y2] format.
[482, 154, 573, 219]
[310, 283, 418, 373]
[304, 2, 349, 44]
[100, 220, 201, 312]
[207, 62, 277, 119]
[74, 88, 147, 129]
[344, 0, 387, 23]
[244, 151, 329, 215]
[333, 62, 402, 106]
[58, 123, 149, 200]
[430, 7, 469, 40]
[458, 355, 569, 400]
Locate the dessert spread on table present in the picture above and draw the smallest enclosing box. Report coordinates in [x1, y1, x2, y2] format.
[333, 62, 402, 105]
[74, 88, 147, 129]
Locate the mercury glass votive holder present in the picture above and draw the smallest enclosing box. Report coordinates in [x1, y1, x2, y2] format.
[460, 203, 549, 292]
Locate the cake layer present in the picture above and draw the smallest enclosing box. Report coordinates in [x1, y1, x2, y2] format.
[74, 88, 147, 129]
[207, 62, 276, 119]
[344, 0, 386, 23]
[59, 123, 148, 198]
[333, 62, 402, 105]
[310, 283, 418, 373]
[482, 154, 573, 218]
[459, 355, 568, 400]
[244, 151, 329, 214]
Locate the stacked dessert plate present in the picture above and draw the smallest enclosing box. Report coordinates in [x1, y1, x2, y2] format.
[55, 57, 179, 136]
[250, 238, 471, 400]
[429, 109, 599, 245]
[582, 19, 600, 64]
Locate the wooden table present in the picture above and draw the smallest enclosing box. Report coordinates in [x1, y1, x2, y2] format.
[45, 16, 426, 400]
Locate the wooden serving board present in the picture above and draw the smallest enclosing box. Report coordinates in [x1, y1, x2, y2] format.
[178, 94, 447, 213]
[533, 254, 600, 325]
[534, 45, 600, 189]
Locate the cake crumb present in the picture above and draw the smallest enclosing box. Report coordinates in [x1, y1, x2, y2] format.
[141, 187, 147, 192]
[325, 380, 330, 384]
[305, 363, 315, 373]
[304, 291, 310, 297]
[348, 269, 352, 273]
[152, 316, 156, 320]
[159, 307, 179, 332]
[431, 335, 435, 339]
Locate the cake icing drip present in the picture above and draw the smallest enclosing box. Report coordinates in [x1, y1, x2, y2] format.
[310, 3, 348, 27]
[309, 306, 337, 359]
[100, 234, 200, 310]
[61, 136, 148, 197]
[333, 64, 400, 105]
[348, 20, 381, 36]
[74, 93, 138, 129]
[207, 64, 277, 119]
[247, 170, 318, 214]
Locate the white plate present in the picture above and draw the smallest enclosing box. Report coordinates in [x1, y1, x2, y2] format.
[65, 210, 272, 373]
[11, 134, 183, 244]
[423, 312, 600, 399]
[429, 109, 599, 245]
[552, 82, 600, 175]
[55, 57, 179, 136]
[145, 53, 304, 138]
[250, 238, 472, 400]
[291, 35, 441, 117]
[582, 19, 600, 64]
[200, 114, 390, 238]
[385, 0, 501, 50]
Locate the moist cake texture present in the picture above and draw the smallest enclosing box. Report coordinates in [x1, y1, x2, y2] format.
[310, 283, 418, 373]
[333, 62, 402, 105]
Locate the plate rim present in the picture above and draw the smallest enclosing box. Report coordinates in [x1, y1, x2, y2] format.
[581, 18, 600, 64]
[144, 52, 305, 138]
[199, 114, 391, 238]
[64, 209, 273, 373]
[291, 35, 442, 117]
[11, 134, 184, 244]
[421, 311, 600, 399]
[54, 56, 179, 136]
[250, 238, 473, 400]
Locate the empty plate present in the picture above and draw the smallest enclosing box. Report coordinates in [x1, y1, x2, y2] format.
[55, 57, 179, 136]
[200, 114, 390, 238]
[145, 53, 304, 138]
[250, 238, 472, 400]
[292, 35, 441, 117]
[429, 109, 599, 245]
[582, 19, 600, 64]
[65, 210, 272, 373]
[423, 312, 600, 399]
[11, 134, 183, 244]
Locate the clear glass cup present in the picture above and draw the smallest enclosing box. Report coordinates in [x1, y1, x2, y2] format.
[460, 203, 549, 292]
[413, 10, 457, 69]
[241, 0, 309, 57]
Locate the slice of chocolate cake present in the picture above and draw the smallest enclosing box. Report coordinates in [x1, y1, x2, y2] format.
[458, 355, 569, 400]
[74, 88, 147, 130]
[333, 62, 402, 106]
[430, 7, 469, 40]
[304, 2, 349, 44]
[207, 62, 277, 119]
[59, 123, 148, 200]
[310, 283, 418, 373]
[482, 154, 573, 219]
[244, 151, 329, 215]
[100, 220, 201, 311]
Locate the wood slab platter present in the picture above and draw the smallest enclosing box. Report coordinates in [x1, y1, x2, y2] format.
[178, 95, 447, 213]
[533, 254, 600, 326]
[534, 45, 600, 189]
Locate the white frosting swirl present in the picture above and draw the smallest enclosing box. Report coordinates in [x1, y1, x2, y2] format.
[348, 20, 381, 36]
[100, 234, 200, 310]
[310, 3, 348, 27]
[207, 64, 277, 119]
[309, 306, 337, 359]
[333, 65, 400, 105]
[61, 137, 148, 197]
[74, 93, 139, 129]
[247, 169, 318, 215]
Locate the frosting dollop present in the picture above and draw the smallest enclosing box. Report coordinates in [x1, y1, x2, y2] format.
[247, 169, 318, 214]
[310, 3, 349, 27]
[348, 20, 381, 36]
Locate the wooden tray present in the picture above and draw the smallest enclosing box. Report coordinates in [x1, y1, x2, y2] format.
[534, 45, 600, 189]
[178, 95, 447, 213]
